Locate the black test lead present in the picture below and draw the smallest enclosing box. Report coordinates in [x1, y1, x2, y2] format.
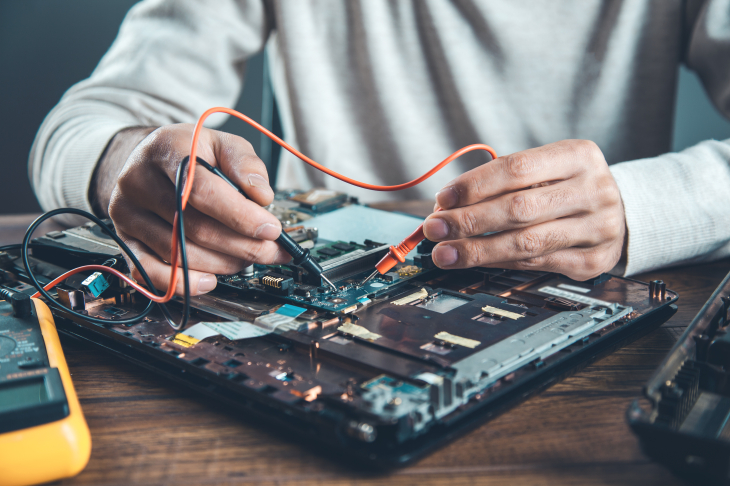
[196, 158, 338, 292]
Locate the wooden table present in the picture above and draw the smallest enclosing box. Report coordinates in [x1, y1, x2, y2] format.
[3, 208, 729, 486]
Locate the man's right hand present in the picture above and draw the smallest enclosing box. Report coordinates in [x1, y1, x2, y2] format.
[91, 124, 290, 296]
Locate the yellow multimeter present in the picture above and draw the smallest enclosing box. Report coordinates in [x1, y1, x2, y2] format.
[0, 289, 91, 486]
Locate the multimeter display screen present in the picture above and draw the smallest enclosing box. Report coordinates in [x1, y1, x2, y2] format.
[0, 378, 49, 413]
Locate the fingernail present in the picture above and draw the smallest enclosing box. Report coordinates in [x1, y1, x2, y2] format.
[435, 186, 458, 209]
[198, 274, 217, 293]
[423, 218, 449, 240]
[248, 173, 271, 190]
[254, 223, 280, 240]
[432, 245, 458, 267]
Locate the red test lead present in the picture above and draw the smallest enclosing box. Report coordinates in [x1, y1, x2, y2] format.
[31, 105, 497, 320]
[360, 209, 442, 286]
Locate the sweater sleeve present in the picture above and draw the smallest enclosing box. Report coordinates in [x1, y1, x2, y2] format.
[609, 0, 730, 276]
[28, 0, 271, 224]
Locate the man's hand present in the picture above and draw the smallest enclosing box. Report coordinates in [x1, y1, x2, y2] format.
[94, 124, 289, 296]
[422, 140, 626, 281]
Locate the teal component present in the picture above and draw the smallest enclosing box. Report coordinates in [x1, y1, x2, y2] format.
[276, 304, 306, 318]
[81, 272, 109, 298]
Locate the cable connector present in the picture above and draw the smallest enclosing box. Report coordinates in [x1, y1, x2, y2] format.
[0, 287, 31, 318]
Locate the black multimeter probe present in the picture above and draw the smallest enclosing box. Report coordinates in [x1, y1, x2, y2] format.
[194, 158, 338, 292]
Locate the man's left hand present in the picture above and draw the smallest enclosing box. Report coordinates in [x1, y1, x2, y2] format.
[423, 140, 626, 281]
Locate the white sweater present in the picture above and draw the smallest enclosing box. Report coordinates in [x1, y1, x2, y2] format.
[29, 0, 730, 276]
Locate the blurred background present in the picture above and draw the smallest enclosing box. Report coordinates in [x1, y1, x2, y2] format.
[1, 0, 729, 215]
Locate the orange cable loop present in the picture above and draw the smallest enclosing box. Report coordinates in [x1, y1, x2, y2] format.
[33, 107, 497, 302]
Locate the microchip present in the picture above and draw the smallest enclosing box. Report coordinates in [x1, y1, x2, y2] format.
[317, 247, 340, 257]
[261, 273, 294, 296]
[332, 242, 355, 252]
[293, 285, 318, 298]
[103, 306, 128, 316]
[289, 189, 347, 211]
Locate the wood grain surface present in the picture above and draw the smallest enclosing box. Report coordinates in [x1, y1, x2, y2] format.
[4, 210, 729, 486]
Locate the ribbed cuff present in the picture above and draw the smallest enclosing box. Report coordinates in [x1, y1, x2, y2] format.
[610, 158, 700, 276]
[611, 139, 730, 276]
[610, 162, 664, 276]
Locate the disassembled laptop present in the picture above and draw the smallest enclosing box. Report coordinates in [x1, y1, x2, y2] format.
[1, 189, 678, 466]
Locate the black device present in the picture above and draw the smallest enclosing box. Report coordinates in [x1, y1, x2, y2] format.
[629, 271, 730, 483]
[6, 191, 678, 467]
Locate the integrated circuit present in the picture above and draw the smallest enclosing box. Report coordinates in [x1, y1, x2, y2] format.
[289, 189, 347, 211]
[331, 242, 355, 252]
[316, 247, 340, 258]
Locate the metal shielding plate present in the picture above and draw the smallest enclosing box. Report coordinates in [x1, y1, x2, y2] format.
[452, 303, 632, 386]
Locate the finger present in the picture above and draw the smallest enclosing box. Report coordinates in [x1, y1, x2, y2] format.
[114, 204, 287, 274]
[424, 179, 587, 240]
[132, 169, 291, 262]
[430, 217, 602, 269]
[117, 230, 218, 296]
[472, 246, 619, 281]
[435, 139, 604, 209]
[143, 127, 281, 241]
[118, 207, 245, 274]
[171, 163, 282, 241]
[146, 125, 275, 206]
[213, 131, 275, 207]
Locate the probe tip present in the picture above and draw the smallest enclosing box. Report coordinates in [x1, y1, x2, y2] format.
[360, 270, 380, 286]
[322, 275, 338, 292]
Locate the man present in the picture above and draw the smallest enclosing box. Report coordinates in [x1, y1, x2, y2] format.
[30, 0, 730, 296]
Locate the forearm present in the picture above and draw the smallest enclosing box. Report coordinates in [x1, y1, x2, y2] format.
[89, 127, 156, 218]
[29, 0, 268, 224]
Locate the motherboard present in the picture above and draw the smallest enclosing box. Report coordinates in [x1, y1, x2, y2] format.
[2, 189, 678, 465]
